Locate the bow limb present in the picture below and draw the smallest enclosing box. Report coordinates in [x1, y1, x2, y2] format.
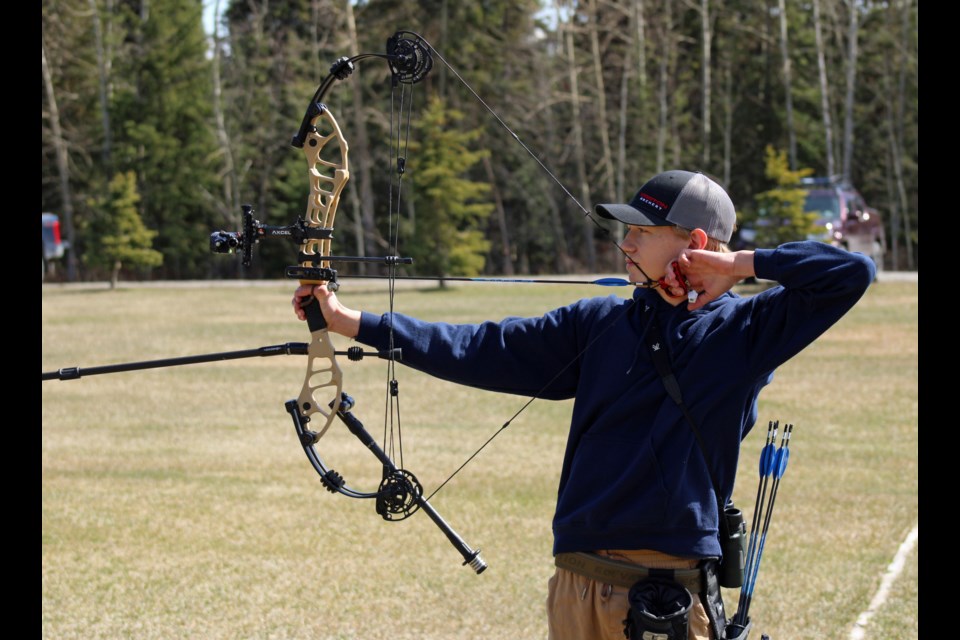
[293, 106, 350, 442]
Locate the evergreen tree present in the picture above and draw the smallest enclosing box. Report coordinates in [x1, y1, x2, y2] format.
[405, 96, 493, 282]
[110, 0, 217, 277]
[84, 171, 163, 287]
[748, 146, 819, 247]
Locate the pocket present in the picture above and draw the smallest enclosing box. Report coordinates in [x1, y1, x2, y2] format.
[547, 569, 595, 640]
[599, 583, 632, 640]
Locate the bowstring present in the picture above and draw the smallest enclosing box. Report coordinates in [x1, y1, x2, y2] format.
[364, 33, 654, 502]
[383, 77, 416, 472]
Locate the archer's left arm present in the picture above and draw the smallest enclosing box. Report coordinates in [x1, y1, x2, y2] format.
[353, 300, 606, 399]
[294, 282, 588, 397]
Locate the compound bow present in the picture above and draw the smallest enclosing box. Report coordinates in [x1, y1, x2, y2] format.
[189, 28, 693, 570]
[209, 31, 486, 574]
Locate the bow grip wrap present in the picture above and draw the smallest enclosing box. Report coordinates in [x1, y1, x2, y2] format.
[301, 295, 328, 332]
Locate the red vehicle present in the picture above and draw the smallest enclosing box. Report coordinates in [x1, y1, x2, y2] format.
[801, 177, 886, 269]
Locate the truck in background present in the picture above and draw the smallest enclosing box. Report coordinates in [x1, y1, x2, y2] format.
[800, 177, 886, 269]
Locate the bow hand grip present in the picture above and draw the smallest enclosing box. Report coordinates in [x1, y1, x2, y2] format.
[299, 294, 329, 332]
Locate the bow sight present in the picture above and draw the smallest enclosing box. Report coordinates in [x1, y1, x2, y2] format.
[210, 204, 413, 288]
[210, 204, 318, 270]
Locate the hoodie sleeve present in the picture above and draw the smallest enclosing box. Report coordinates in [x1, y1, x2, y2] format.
[354, 296, 623, 399]
[740, 241, 875, 378]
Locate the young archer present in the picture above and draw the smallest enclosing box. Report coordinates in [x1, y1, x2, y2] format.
[294, 170, 874, 639]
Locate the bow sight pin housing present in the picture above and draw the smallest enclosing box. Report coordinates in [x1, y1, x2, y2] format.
[210, 205, 339, 268]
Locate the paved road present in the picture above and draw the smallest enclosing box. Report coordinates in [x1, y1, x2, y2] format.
[875, 271, 918, 282]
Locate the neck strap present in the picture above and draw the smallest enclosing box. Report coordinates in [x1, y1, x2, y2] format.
[643, 308, 731, 545]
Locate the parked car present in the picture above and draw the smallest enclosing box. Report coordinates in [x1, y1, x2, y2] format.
[42, 212, 66, 281]
[800, 177, 886, 269]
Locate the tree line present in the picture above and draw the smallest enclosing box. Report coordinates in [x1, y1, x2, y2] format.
[41, 0, 918, 282]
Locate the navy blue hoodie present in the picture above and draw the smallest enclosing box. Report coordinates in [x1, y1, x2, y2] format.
[355, 242, 875, 558]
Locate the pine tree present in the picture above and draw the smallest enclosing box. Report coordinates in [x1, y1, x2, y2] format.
[110, 0, 217, 277]
[749, 146, 819, 247]
[85, 171, 163, 288]
[405, 97, 493, 282]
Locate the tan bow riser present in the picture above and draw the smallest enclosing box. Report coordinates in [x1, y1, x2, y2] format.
[295, 107, 350, 442]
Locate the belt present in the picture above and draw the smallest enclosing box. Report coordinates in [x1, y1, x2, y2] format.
[554, 552, 702, 594]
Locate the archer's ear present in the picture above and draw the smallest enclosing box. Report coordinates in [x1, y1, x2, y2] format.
[689, 228, 709, 250]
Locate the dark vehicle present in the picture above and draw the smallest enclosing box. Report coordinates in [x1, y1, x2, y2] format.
[42, 212, 66, 281]
[800, 177, 886, 269]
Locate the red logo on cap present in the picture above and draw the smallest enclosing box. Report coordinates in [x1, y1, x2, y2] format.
[638, 192, 668, 211]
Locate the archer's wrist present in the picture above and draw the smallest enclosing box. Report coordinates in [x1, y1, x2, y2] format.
[732, 251, 756, 279]
[330, 308, 362, 338]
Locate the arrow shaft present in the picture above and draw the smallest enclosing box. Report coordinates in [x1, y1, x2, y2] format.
[337, 274, 635, 287]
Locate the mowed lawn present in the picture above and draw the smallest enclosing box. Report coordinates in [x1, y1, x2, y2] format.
[42, 278, 918, 639]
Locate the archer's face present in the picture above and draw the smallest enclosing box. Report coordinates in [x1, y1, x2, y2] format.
[620, 225, 691, 284]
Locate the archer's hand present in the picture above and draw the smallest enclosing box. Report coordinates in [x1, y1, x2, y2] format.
[292, 284, 362, 338]
[665, 250, 756, 311]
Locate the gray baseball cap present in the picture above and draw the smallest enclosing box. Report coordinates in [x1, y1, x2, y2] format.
[596, 170, 735, 243]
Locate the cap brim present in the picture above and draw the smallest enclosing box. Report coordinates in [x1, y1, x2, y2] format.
[595, 203, 671, 227]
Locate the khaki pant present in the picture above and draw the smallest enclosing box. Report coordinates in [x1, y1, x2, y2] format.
[546, 549, 712, 640]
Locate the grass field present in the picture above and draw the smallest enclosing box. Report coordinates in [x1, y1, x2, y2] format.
[42, 278, 918, 639]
